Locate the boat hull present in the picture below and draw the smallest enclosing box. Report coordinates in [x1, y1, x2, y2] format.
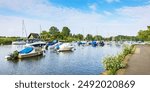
[57, 47, 74, 52]
[18, 51, 43, 59]
[12, 41, 26, 45]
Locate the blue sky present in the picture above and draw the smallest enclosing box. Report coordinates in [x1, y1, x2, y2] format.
[0, 0, 150, 37]
[49, 0, 149, 11]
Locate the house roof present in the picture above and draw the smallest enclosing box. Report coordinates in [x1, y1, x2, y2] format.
[28, 33, 40, 39]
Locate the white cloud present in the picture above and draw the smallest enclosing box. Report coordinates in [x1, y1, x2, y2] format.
[103, 11, 112, 16]
[116, 5, 150, 19]
[0, 0, 150, 37]
[116, 5, 150, 29]
[89, 3, 97, 11]
[0, 0, 49, 10]
[0, 0, 105, 36]
[0, 15, 51, 37]
[105, 0, 120, 3]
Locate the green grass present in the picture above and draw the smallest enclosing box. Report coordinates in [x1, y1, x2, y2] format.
[0, 37, 18, 45]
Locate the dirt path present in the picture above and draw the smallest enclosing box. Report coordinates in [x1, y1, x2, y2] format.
[125, 45, 150, 75]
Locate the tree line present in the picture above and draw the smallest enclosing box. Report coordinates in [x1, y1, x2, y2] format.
[40, 26, 103, 42]
[40, 26, 141, 42]
[1, 25, 149, 45]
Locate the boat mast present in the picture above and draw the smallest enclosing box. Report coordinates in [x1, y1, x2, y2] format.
[40, 24, 42, 34]
[22, 20, 27, 38]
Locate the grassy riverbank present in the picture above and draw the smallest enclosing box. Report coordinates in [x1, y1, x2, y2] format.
[102, 45, 135, 75]
[0, 37, 18, 45]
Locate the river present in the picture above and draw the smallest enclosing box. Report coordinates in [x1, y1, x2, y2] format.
[0, 44, 123, 75]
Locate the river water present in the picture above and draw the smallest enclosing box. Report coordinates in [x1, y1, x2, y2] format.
[0, 44, 123, 75]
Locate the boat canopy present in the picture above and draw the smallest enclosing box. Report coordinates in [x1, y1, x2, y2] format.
[19, 47, 33, 54]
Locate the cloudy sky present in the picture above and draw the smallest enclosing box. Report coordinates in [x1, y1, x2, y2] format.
[0, 0, 150, 37]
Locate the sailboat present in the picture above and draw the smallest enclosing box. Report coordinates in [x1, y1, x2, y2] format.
[12, 20, 27, 45]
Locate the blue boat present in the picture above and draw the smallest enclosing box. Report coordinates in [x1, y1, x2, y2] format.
[91, 41, 98, 47]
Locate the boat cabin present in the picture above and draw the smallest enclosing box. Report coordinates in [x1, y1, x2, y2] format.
[27, 33, 40, 43]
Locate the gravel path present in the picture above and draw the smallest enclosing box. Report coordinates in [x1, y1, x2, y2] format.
[125, 45, 150, 75]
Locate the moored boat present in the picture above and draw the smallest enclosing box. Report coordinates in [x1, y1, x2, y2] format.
[55, 43, 75, 52]
[5, 46, 44, 60]
[91, 41, 98, 47]
[5, 41, 46, 60]
[12, 41, 26, 45]
[18, 46, 44, 59]
[45, 40, 62, 49]
[12, 38, 26, 45]
[25, 41, 46, 47]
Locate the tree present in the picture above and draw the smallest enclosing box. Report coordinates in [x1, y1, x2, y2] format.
[40, 30, 50, 41]
[49, 26, 59, 35]
[93, 35, 103, 41]
[85, 34, 93, 41]
[137, 26, 150, 41]
[76, 34, 84, 40]
[148, 26, 150, 30]
[61, 27, 71, 38]
[49, 26, 60, 40]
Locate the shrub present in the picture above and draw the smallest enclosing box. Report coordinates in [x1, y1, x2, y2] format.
[8, 50, 19, 60]
[122, 45, 134, 56]
[103, 55, 126, 75]
[0, 37, 17, 45]
[103, 45, 133, 75]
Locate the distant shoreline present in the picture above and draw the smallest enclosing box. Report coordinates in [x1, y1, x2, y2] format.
[0, 37, 18, 45]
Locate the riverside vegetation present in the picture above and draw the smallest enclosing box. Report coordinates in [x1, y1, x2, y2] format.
[103, 45, 134, 75]
[1, 25, 147, 45]
[0, 36, 19, 45]
[40, 26, 140, 42]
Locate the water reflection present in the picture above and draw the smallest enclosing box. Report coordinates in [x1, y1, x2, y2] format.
[0, 44, 122, 75]
[20, 55, 44, 62]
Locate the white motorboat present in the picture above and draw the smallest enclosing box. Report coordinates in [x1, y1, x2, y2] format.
[55, 43, 75, 52]
[18, 46, 44, 59]
[12, 41, 26, 45]
[48, 42, 62, 49]
[5, 41, 46, 60]
[26, 41, 46, 47]
[5, 46, 44, 59]
[26, 41, 47, 50]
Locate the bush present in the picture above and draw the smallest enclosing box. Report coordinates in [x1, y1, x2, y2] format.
[103, 45, 133, 75]
[8, 50, 19, 60]
[123, 45, 134, 56]
[0, 37, 18, 45]
[103, 55, 126, 75]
